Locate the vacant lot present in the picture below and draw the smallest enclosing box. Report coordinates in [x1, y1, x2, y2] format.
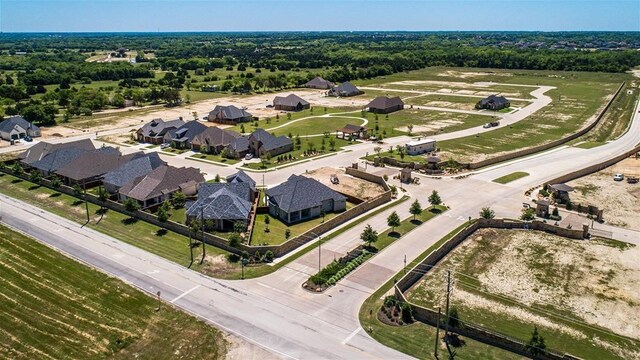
[304, 167, 386, 200]
[0, 224, 228, 359]
[406, 228, 640, 360]
[568, 157, 640, 230]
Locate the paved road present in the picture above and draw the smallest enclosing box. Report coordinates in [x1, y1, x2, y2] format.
[1, 86, 639, 359]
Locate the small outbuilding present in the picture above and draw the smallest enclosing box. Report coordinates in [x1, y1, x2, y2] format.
[336, 124, 368, 140]
[366, 96, 404, 114]
[405, 138, 436, 155]
[536, 199, 550, 218]
[400, 168, 412, 184]
[549, 183, 574, 202]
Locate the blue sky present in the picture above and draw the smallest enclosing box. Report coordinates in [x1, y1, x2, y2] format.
[1, 1, 638, 32]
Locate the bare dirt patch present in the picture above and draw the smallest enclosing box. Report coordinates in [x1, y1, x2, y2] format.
[407, 228, 640, 358]
[304, 167, 385, 201]
[568, 157, 640, 230]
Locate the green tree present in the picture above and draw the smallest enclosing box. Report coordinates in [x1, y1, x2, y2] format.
[448, 306, 461, 328]
[29, 171, 42, 183]
[123, 197, 140, 212]
[214, 174, 221, 183]
[233, 221, 245, 234]
[157, 205, 169, 223]
[229, 232, 241, 248]
[72, 184, 83, 197]
[171, 191, 186, 209]
[50, 175, 61, 188]
[329, 137, 336, 151]
[428, 190, 442, 206]
[409, 199, 422, 220]
[97, 186, 108, 202]
[264, 215, 270, 232]
[525, 326, 546, 356]
[521, 208, 536, 221]
[285, 228, 291, 241]
[387, 211, 401, 234]
[360, 224, 378, 248]
[11, 162, 24, 176]
[479, 207, 495, 219]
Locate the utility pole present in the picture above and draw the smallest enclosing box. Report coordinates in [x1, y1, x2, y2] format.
[434, 306, 441, 359]
[188, 231, 194, 267]
[200, 206, 205, 265]
[83, 182, 89, 223]
[444, 270, 456, 359]
[403, 254, 407, 274]
[318, 235, 322, 273]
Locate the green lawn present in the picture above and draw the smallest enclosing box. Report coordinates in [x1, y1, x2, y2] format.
[492, 171, 530, 184]
[358, 220, 522, 360]
[189, 152, 240, 165]
[0, 224, 227, 359]
[580, 82, 638, 143]
[365, 150, 427, 164]
[268, 116, 366, 137]
[406, 94, 531, 111]
[574, 141, 607, 149]
[376, 205, 447, 251]
[226, 107, 353, 133]
[241, 137, 354, 170]
[250, 202, 356, 246]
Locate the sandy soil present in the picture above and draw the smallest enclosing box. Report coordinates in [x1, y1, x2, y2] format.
[408, 228, 640, 357]
[225, 334, 281, 360]
[304, 167, 386, 201]
[568, 157, 640, 229]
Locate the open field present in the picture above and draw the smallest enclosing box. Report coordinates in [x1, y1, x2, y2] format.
[406, 228, 640, 360]
[579, 81, 639, 143]
[0, 224, 228, 359]
[241, 137, 352, 170]
[568, 157, 640, 230]
[405, 93, 531, 111]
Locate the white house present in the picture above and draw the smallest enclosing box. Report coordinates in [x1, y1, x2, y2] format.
[0, 116, 41, 141]
[406, 139, 436, 155]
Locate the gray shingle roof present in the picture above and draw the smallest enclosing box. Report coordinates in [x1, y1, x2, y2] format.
[55, 147, 141, 181]
[226, 170, 256, 190]
[0, 116, 39, 134]
[273, 94, 310, 108]
[265, 175, 346, 213]
[209, 105, 252, 121]
[228, 136, 249, 153]
[102, 153, 165, 189]
[186, 182, 252, 221]
[137, 118, 185, 138]
[171, 121, 208, 143]
[119, 165, 204, 202]
[30, 147, 88, 173]
[479, 95, 510, 106]
[366, 96, 404, 109]
[249, 129, 292, 152]
[191, 126, 241, 148]
[305, 76, 334, 89]
[329, 81, 362, 97]
[20, 138, 95, 165]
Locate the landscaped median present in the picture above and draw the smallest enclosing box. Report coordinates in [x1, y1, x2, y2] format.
[492, 171, 530, 184]
[304, 204, 447, 292]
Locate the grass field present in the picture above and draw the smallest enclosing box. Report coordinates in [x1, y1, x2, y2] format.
[241, 137, 353, 170]
[225, 107, 353, 134]
[268, 116, 366, 137]
[405, 228, 640, 360]
[492, 171, 530, 184]
[580, 81, 638, 143]
[189, 152, 240, 165]
[358, 220, 522, 360]
[0, 224, 227, 359]
[405, 94, 531, 111]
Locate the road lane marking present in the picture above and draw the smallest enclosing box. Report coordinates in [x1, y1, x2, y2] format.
[342, 326, 362, 345]
[170, 285, 200, 303]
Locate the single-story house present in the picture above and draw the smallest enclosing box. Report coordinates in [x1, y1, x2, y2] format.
[226, 136, 251, 159]
[406, 139, 436, 155]
[0, 116, 41, 141]
[102, 153, 165, 194]
[207, 105, 253, 125]
[29, 147, 90, 177]
[305, 76, 334, 90]
[20, 138, 95, 166]
[137, 118, 185, 144]
[248, 129, 293, 158]
[118, 165, 204, 208]
[366, 96, 404, 114]
[185, 173, 255, 231]
[226, 170, 257, 201]
[191, 126, 242, 154]
[55, 147, 143, 186]
[170, 120, 208, 149]
[336, 124, 368, 140]
[273, 94, 310, 111]
[476, 95, 510, 110]
[265, 175, 347, 224]
[328, 82, 363, 97]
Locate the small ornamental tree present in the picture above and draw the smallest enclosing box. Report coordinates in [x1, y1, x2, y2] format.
[521, 208, 536, 221]
[233, 221, 245, 234]
[479, 207, 495, 220]
[29, 171, 42, 183]
[387, 211, 401, 234]
[525, 326, 546, 356]
[285, 228, 291, 240]
[214, 174, 221, 183]
[123, 197, 140, 213]
[229, 232, 241, 248]
[171, 191, 186, 209]
[264, 215, 270, 232]
[12, 162, 24, 176]
[360, 224, 378, 248]
[73, 184, 83, 197]
[428, 190, 442, 206]
[50, 175, 61, 188]
[409, 199, 422, 220]
[157, 205, 169, 223]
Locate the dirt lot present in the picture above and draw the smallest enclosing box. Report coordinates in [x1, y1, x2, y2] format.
[568, 157, 640, 230]
[304, 167, 386, 201]
[407, 228, 640, 359]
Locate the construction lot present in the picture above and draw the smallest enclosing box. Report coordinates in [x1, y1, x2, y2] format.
[406, 228, 640, 360]
[304, 167, 386, 200]
[568, 156, 640, 230]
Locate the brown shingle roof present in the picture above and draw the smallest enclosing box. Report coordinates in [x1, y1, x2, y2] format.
[366, 96, 404, 110]
[119, 165, 204, 202]
[56, 148, 142, 181]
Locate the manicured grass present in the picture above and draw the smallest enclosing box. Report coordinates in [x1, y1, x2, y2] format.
[365, 150, 427, 164]
[492, 171, 530, 184]
[269, 116, 366, 137]
[189, 152, 240, 165]
[574, 141, 606, 149]
[358, 220, 521, 360]
[163, 147, 189, 154]
[226, 107, 353, 133]
[241, 137, 354, 170]
[0, 224, 227, 359]
[250, 203, 356, 246]
[376, 205, 447, 251]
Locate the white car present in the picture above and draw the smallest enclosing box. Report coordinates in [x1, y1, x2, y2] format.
[160, 143, 171, 149]
[245, 153, 254, 160]
[613, 173, 624, 181]
[483, 123, 492, 128]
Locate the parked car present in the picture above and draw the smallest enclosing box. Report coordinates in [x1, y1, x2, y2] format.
[613, 173, 624, 181]
[490, 121, 500, 127]
[245, 153, 254, 160]
[160, 143, 171, 149]
[627, 176, 639, 184]
[483, 123, 492, 128]
[24, 136, 33, 142]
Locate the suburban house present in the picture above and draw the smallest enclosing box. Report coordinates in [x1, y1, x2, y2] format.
[136, 118, 185, 144]
[185, 171, 256, 231]
[366, 96, 404, 114]
[265, 175, 347, 224]
[20, 139, 95, 166]
[0, 116, 41, 141]
[55, 147, 144, 186]
[406, 139, 437, 155]
[226, 136, 251, 159]
[29, 147, 91, 177]
[206, 105, 253, 125]
[191, 126, 242, 154]
[328, 82, 363, 97]
[170, 120, 208, 149]
[102, 153, 165, 194]
[248, 129, 293, 158]
[305, 76, 334, 89]
[336, 124, 368, 139]
[118, 165, 204, 208]
[273, 94, 310, 111]
[476, 95, 510, 110]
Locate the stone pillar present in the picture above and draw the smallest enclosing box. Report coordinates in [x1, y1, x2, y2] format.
[582, 224, 589, 239]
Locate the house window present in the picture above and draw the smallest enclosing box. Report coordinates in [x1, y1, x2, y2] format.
[301, 208, 310, 219]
